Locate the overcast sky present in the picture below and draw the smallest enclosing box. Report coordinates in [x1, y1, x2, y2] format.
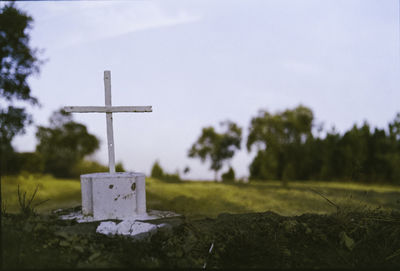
[8, 0, 400, 180]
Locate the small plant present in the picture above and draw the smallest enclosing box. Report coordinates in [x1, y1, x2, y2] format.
[221, 167, 235, 182]
[151, 160, 164, 179]
[17, 184, 49, 217]
[309, 188, 340, 213]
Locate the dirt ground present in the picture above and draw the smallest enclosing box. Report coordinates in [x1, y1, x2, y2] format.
[2, 206, 400, 269]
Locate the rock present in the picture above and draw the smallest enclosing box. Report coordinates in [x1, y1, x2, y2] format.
[96, 220, 158, 240]
[96, 221, 117, 235]
[124, 221, 158, 240]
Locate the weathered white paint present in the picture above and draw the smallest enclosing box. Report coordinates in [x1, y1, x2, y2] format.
[81, 172, 146, 220]
[64, 106, 152, 113]
[63, 70, 152, 173]
[104, 71, 116, 173]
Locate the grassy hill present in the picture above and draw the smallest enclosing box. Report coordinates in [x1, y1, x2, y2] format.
[2, 174, 400, 217]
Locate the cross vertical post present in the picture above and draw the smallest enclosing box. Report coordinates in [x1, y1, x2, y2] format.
[104, 71, 116, 173]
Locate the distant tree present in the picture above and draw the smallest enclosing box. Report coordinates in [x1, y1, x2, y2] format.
[183, 166, 190, 175]
[150, 160, 180, 182]
[36, 110, 99, 178]
[71, 160, 108, 176]
[221, 166, 235, 182]
[16, 152, 44, 173]
[247, 105, 314, 181]
[150, 160, 164, 179]
[388, 113, 400, 183]
[189, 120, 242, 181]
[115, 162, 125, 172]
[247, 105, 400, 184]
[0, 4, 42, 174]
[70, 160, 125, 176]
[163, 170, 181, 182]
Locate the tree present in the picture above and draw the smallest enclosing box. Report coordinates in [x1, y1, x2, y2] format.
[0, 4, 42, 174]
[150, 160, 164, 179]
[36, 110, 99, 178]
[188, 120, 242, 180]
[221, 166, 235, 182]
[247, 105, 314, 181]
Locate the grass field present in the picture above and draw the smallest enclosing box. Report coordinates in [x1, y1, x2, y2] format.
[2, 174, 400, 218]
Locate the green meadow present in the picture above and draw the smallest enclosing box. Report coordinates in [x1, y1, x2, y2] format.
[2, 174, 400, 218]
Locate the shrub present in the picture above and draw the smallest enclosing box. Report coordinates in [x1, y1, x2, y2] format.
[163, 172, 181, 182]
[222, 167, 235, 182]
[151, 160, 164, 179]
[17, 152, 44, 173]
[150, 160, 181, 182]
[115, 162, 125, 172]
[71, 160, 108, 176]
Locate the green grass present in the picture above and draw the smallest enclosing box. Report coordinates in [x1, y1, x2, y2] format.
[1, 174, 81, 213]
[2, 174, 400, 218]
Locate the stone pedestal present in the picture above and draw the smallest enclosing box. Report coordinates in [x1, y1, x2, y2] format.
[80, 172, 146, 220]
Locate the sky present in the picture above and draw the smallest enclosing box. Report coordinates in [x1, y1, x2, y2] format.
[6, 0, 400, 180]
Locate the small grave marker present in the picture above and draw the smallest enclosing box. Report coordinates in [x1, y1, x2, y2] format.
[64, 71, 152, 220]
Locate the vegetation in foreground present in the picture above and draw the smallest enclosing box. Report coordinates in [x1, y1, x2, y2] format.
[2, 204, 400, 269]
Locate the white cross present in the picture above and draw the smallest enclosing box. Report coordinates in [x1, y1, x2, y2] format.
[64, 70, 152, 173]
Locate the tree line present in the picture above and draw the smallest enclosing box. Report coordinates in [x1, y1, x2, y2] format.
[189, 105, 400, 184]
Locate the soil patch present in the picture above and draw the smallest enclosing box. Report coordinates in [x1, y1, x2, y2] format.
[2, 207, 400, 269]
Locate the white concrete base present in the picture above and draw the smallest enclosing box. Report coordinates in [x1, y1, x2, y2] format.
[80, 172, 146, 220]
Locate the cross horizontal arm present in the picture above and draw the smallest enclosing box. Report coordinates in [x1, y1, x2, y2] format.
[64, 106, 152, 113]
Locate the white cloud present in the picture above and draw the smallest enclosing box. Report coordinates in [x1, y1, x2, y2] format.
[23, 1, 201, 49]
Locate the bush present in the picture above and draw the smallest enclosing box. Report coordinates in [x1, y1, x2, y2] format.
[70, 160, 126, 177]
[163, 172, 181, 182]
[150, 160, 181, 182]
[71, 160, 108, 176]
[17, 152, 44, 173]
[1, 152, 44, 175]
[151, 161, 164, 179]
[115, 162, 125, 172]
[222, 167, 235, 182]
